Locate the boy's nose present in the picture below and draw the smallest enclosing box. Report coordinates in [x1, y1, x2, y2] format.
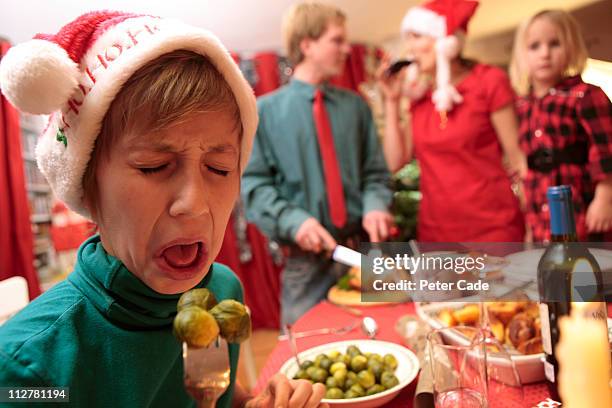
[169, 174, 210, 218]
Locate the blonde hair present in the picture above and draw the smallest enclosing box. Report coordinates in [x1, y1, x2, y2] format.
[82, 50, 241, 214]
[282, 1, 346, 66]
[510, 9, 588, 95]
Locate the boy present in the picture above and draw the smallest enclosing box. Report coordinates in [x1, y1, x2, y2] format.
[0, 11, 325, 408]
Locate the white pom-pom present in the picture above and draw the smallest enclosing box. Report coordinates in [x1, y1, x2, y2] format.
[0, 39, 79, 114]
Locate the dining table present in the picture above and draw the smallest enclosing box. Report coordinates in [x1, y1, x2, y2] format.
[252, 300, 590, 407]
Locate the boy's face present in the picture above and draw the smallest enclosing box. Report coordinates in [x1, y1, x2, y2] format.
[303, 21, 350, 79]
[93, 110, 240, 294]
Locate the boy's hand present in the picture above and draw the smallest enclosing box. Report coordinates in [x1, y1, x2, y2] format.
[295, 218, 337, 253]
[244, 374, 328, 408]
[586, 195, 612, 233]
[363, 210, 394, 242]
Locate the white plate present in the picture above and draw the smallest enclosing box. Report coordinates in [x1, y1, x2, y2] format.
[278, 340, 419, 408]
[416, 302, 612, 384]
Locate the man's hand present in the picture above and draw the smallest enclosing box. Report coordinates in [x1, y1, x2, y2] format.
[363, 210, 394, 242]
[244, 374, 328, 408]
[295, 217, 337, 253]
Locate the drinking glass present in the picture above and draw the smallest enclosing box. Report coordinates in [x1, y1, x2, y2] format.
[428, 326, 487, 408]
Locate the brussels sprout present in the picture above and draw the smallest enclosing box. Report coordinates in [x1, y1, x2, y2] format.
[383, 354, 398, 371]
[350, 355, 368, 372]
[300, 360, 314, 370]
[332, 368, 347, 384]
[367, 360, 384, 381]
[305, 366, 317, 379]
[366, 384, 386, 396]
[344, 377, 355, 391]
[310, 367, 328, 383]
[209, 300, 251, 343]
[319, 357, 333, 371]
[327, 350, 340, 360]
[346, 345, 362, 358]
[329, 362, 347, 375]
[325, 388, 344, 399]
[349, 383, 365, 397]
[173, 306, 219, 348]
[357, 370, 375, 389]
[341, 353, 352, 366]
[380, 371, 400, 389]
[368, 353, 383, 363]
[314, 354, 327, 367]
[363, 352, 372, 358]
[294, 369, 309, 380]
[344, 390, 360, 399]
[325, 376, 340, 389]
[177, 288, 218, 311]
[347, 371, 357, 381]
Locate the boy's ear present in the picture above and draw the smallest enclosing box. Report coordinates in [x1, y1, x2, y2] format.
[299, 37, 313, 59]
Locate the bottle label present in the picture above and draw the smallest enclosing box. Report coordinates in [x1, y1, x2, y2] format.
[572, 301, 608, 321]
[539, 303, 553, 355]
[544, 360, 556, 383]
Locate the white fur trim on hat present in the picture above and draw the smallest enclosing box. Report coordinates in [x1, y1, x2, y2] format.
[400, 7, 446, 38]
[29, 16, 257, 219]
[0, 39, 80, 114]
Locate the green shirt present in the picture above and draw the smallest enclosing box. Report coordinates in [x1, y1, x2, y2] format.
[241, 79, 392, 243]
[0, 235, 241, 407]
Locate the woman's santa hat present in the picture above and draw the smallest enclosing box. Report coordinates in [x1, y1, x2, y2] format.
[401, 0, 479, 112]
[0, 11, 257, 219]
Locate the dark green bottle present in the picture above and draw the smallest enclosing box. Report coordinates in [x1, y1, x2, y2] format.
[537, 185, 606, 402]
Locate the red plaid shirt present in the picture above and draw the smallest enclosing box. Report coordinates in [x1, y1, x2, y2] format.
[517, 76, 612, 242]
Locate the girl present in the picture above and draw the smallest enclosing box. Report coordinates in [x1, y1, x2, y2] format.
[378, 0, 526, 242]
[510, 9, 612, 242]
[0, 11, 326, 408]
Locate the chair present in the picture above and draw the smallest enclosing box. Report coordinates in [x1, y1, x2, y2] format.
[0, 276, 29, 325]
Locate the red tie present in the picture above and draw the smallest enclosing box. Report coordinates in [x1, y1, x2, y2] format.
[313, 89, 347, 228]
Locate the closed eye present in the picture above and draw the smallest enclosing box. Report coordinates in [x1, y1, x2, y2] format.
[206, 165, 230, 177]
[140, 164, 168, 174]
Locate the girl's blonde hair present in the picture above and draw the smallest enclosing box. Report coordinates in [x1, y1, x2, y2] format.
[82, 50, 241, 215]
[282, 2, 346, 66]
[510, 9, 588, 95]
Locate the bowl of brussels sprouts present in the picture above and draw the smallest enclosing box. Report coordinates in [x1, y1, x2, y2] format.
[279, 340, 419, 408]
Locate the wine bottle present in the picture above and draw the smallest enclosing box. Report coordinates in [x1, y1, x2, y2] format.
[537, 185, 607, 402]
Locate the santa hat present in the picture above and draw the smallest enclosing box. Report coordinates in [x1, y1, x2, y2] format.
[0, 11, 257, 219]
[401, 0, 479, 112]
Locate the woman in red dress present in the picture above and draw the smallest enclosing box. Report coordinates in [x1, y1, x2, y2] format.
[378, 0, 526, 242]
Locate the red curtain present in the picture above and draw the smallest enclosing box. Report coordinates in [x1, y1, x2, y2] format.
[0, 41, 41, 300]
[253, 52, 281, 96]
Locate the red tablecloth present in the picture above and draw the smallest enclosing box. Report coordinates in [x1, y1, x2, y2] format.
[254, 301, 555, 407]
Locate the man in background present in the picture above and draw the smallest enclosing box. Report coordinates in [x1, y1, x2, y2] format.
[242, 1, 393, 325]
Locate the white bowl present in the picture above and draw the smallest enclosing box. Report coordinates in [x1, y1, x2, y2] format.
[415, 302, 612, 384]
[278, 339, 419, 408]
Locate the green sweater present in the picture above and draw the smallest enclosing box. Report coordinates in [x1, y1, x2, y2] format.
[241, 79, 392, 243]
[0, 235, 241, 407]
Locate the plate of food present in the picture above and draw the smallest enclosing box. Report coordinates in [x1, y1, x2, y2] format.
[279, 340, 419, 408]
[416, 301, 612, 384]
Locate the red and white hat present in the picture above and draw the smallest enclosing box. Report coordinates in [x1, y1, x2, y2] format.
[0, 11, 257, 219]
[401, 0, 479, 112]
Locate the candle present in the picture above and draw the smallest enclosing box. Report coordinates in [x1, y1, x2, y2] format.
[557, 304, 611, 407]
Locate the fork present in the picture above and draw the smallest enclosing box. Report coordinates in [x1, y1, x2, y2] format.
[183, 337, 231, 408]
[277, 320, 359, 341]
